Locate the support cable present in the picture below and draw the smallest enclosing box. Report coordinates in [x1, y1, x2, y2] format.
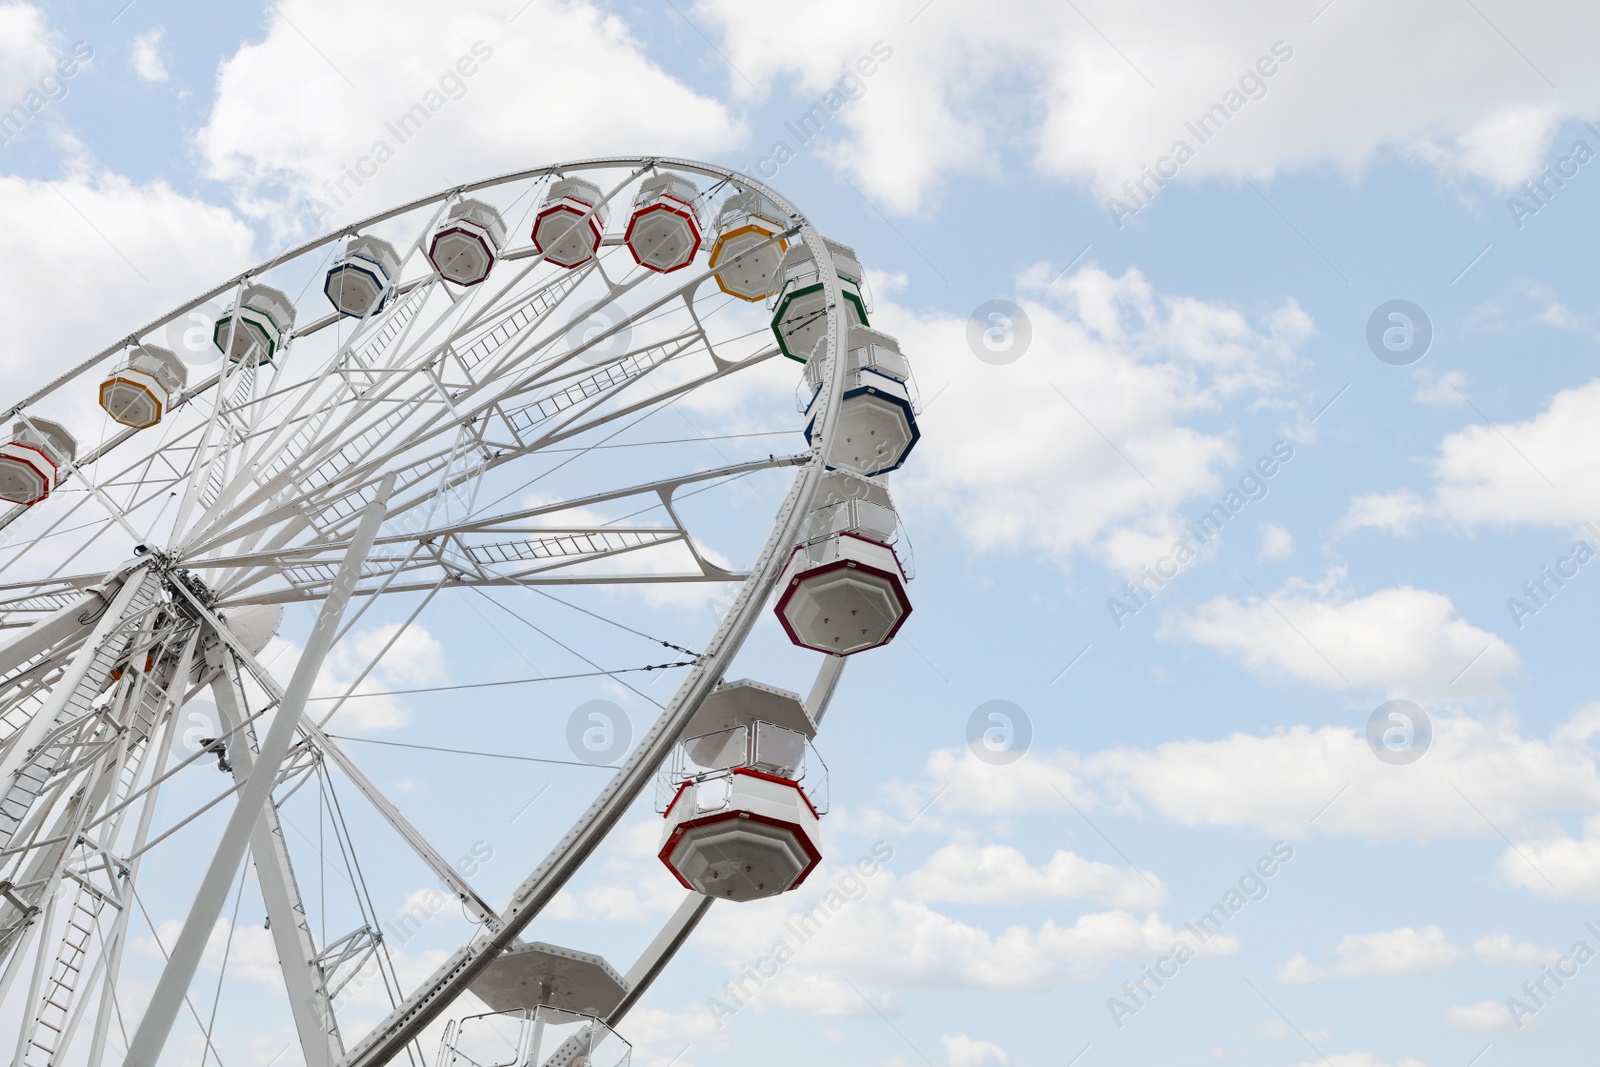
[318, 760, 427, 1067]
[124, 884, 232, 1067]
[302, 662, 692, 702]
[472, 587, 669, 710]
[198, 863, 250, 1067]
[514, 584, 697, 657]
[324, 734, 623, 770]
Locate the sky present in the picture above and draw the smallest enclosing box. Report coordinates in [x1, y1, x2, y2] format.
[3, 1, 1600, 1066]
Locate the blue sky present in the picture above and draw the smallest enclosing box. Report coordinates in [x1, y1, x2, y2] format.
[4, 2, 1600, 1066]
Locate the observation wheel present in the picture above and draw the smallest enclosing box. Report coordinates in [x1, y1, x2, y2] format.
[0, 157, 923, 1067]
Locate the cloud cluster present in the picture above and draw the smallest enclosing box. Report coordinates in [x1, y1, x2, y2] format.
[1346, 378, 1600, 534]
[262, 621, 447, 732]
[1291, 1055, 1428, 1067]
[1159, 566, 1519, 698]
[884, 263, 1311, 575]
[885, 703, 1600, 844]
[1276, 925, 1557, 984]
[699, 869, 1221, 1016]
[698, 0, 1600, 213]
[0, 3, 59, 102]
[0, 171, 255, 404]
[941, 1033, 1011, 1067]
[904, 842, 1166, 909]
[1444, 1000, 1518, 1032]
[130, 28, 170, 84]
[1498, 815, 1600, 902]
[198, 0, 738, 234]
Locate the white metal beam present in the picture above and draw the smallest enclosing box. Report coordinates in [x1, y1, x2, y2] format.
[124, 473, 397, 1067]
[211, 652, 344, 1067]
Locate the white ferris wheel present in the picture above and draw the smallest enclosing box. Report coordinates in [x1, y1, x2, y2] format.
[0, 157, 922, 1067]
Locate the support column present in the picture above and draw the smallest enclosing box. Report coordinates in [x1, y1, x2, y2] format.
[212, 654, 343, 1067]
[123, 473, 396, 1067]
[610, 891, 713, 1024]
[804, 655, 847, 728]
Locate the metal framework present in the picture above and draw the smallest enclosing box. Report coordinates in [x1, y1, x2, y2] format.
[0, 157, 862, 1067]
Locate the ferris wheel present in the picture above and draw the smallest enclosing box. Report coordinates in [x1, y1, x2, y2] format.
[0, 157, 922, 1067]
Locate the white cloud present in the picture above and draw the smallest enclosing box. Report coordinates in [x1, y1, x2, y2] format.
[885, 263, 1311, 575]
[543, 818, 695, 923]
[329, 622, 447, 691]
[1340, 490, 1432, 536]
[198, 0, 737, 235]
[621, 1005, 730, 1067]
[1159, 567, 1518, 698]
[544, 864, 684, 925]
[697, 867, 1227, 1017]
[897, 708, 1600, 844]
[136, 918, 286, 990]
[0, 171, 255, 405]
[130, 27, 170, 83]
[1101, 717, 1599, 841]
[1413, 105, 1561, 189]
[941, 1034, 1010, 1067]
[905, 842, 1166, 909]
[1444, 1001, 1517, 1032]
[1411, 370, 1469, 407]
[1253, 1019, 1331, 1044]
[1259, 522, 1293, 560]
[1278, 926, 1466, 984]
[1471, 931, 1560, 968]
[1346, 378, 1600, 532]
[1557, 703, 1600, 744]
[545, 882, 667, 923]
[1498, 817, 1600, 901]
[392, 885, 452, 929]
[264, 621, 446, 732]
[878, 746, 1092, 825]
[0, 3, 58, 103]
[1291, 1056, 1428, 1067]
[690, 3, 989, 214]
[1279, 927, 1564, 985]
[698, 0, 1600, 214]
[1537, 300, 1585, 330]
